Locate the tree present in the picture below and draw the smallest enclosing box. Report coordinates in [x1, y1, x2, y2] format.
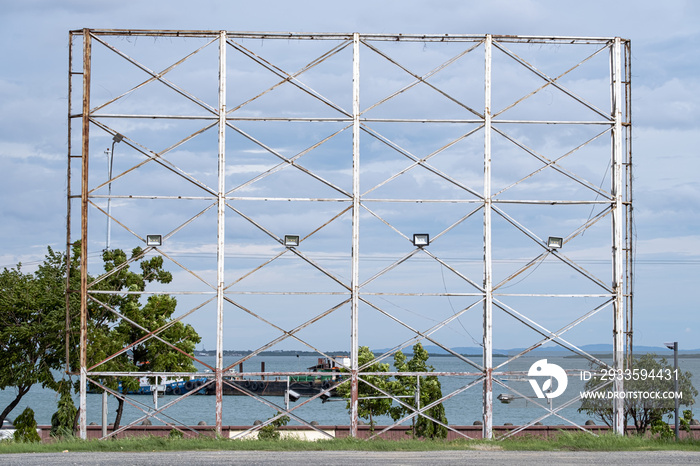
[0, 244, 200, 432]
[72, 245, 201, 431]
[0, 247, 66, 427]
[390, 343, 448, 439]
[578, 353, 697, 434]
[335, 346, 392, 430]
[13, 407, 41, 443]
[50, 379, 78, 438]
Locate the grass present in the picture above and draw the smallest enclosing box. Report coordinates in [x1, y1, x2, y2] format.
[3, 432, 700, 454]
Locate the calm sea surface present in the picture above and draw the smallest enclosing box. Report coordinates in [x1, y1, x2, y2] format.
[2, 355, 698, 427]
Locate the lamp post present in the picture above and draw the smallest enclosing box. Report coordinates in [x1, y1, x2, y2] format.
[106, 133, 123, 250]
[664, 341, 679, 440]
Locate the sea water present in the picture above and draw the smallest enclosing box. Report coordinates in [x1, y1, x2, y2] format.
[2, 355, 698, 428]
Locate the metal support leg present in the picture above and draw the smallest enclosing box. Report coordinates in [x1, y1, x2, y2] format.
[79, 28, 92, 441]
[350, 32, 361, 438]
[611, 37, 626, 435]
[482, 34, 493, 440]
[215, 29, 227, 436]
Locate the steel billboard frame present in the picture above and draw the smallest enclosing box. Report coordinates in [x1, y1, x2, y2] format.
[67, 30, 632, 440]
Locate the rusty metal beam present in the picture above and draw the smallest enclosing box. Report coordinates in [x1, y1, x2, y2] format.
[78, 27, 91, 441]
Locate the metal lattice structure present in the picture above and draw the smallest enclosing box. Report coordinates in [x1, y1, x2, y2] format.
[67, 30, 632, 440]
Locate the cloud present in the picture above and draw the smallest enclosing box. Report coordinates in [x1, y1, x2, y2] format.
[636, 235, 700, 258]
[0, 142, 63, 162]
[635, 77, 700, 130]
[1, 0, 700, 351]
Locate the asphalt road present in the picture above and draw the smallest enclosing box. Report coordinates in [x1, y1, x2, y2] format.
[1, 450, 700, 465]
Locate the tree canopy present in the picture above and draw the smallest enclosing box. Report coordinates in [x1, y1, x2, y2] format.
[335, 346, 392, 429]
[335, 344, 447, 436]
[0, 244, 201, 432]
[73, 245, 201, 430]
[0, 247, 66, 426]
[390, 343, 448, 439]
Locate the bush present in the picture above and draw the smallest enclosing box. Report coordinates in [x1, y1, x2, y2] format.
[257, 413, 290, 440]
[13, 407, 41, 443]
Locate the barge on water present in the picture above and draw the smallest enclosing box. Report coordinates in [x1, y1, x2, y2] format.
[89, 357, 348, 398]
[87, 375, 209, 396]
[204, 357, 348, 397]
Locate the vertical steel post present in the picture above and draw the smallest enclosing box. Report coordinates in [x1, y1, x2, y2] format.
[482, 34, 494, 440]
[79, 28, 91, 441]
[215, 30, 227, 436]
[102, 390, 107, 437]
[611, 37, 626, 435]
[416, 376, 420, 417]
[350, 32, 361, 438]
[674, 342, 679, 441]
[624, 41, 634, 366]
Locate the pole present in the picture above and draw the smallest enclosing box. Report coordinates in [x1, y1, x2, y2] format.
[106, 142, 114, 250]
[674, 341, 679, 441]
[215, 29, 227, 437]
[79, 27, 92, 441]
[350, 31, 361, 438]
[105, 134, 122, 250]
[482, 33, 494, 440]
[611, 37, 626, 436]
[286, 376, 290, 412]
[102, 391, 107, 437]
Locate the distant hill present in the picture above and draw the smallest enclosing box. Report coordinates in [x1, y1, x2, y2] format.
[389, 344, 700, 357]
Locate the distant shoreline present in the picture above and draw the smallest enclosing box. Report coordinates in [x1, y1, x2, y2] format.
[564, 353, 700, 359]
[194, 350, 700, 359]
[194, 350, 505, 358]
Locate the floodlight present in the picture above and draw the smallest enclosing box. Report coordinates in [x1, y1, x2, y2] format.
[547, 236, 563, 249]
[664, 342, 677, 350]
[146, 234, 162, 247]
[286, 389, 301, 402]
[113, 133, 124, 143]
[412, 233, 430, 247]
[284, 235, 300, 247]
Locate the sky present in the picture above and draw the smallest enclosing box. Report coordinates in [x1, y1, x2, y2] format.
[1, 0, 699, 354]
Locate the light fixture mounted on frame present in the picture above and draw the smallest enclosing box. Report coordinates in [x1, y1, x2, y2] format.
[547, 236, 563, 249]
[284, 235, 300, 247]
[146, 234, 162, 247]
[412, 233, 430, 247]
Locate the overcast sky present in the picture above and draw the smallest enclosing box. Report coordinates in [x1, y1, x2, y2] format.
[1, 0, 699, 353]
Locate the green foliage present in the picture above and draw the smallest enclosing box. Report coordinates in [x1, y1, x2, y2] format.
[13, 407, 41, 443]
[168, 428, 184, 439]
[390, 343, 448, 439]
[578, 353, 698, 434]
[69, 244, 201, 430]
[50, 379, 78, 438]
[335, 345, 447, 436]
[681, 409, 695, 432]
[335, 346, 392, 429]
[79, 246, 199, 375]
[650, 409, 694, 440]
[258, 413, 291, 440]
[0, 247, 66, 426]
[0, 243, 201, 433]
